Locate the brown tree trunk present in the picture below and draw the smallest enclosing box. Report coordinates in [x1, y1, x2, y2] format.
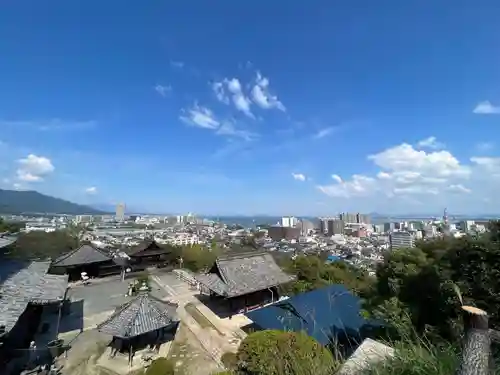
[457, 306, 491, 375]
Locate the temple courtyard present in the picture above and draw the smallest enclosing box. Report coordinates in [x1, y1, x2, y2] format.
[49, 270, 249, 375]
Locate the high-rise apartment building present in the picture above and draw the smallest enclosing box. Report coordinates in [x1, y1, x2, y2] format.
[327, 219, 345, 235]
[389, 231, 415, 250]
[319, 217, 344, 235]
[281, 216, 298, 228]
[115, 203, 126, 222]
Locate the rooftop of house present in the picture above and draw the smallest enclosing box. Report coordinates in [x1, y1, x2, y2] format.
[0, 260, 68, 332]
[97, 291, 179, 338]
[51, 244, 112, 267]
[196, 251, 295, 298]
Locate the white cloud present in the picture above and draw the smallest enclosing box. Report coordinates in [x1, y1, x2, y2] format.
[213, 78, 254, 118]
[447, 184, 471, 194]
[251, 72, 285, 111]
[368, 143, 469, 178]
[154, 84, 171, 97]
[331, 174, 342, 183]
[85, 186, 97, 194]
[180, 104, 255, 140]
[227, 78, 253, 117]
[313, 127, 335, 139]
[212, 82, 229, 104]
[292, 173, 306, 181]
[473, 101, 500, 114]
[417, 136, 444, 150]
[180, 104, 220, 129]
[16, 154, 55, 182]
[316, 141, 483, 200]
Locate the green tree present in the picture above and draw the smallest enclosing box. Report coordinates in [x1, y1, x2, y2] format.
[365, 229, 500, 342]
[282, 255, 374, 297]
[236, 330, 337, 375]
[5, 230, 77, 260]
[0, 218, 24, 233]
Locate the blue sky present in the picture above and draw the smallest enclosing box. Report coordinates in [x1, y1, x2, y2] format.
[1, 1, 499, 216]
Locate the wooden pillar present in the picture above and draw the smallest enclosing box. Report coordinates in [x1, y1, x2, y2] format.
[457, 306, 490, 375]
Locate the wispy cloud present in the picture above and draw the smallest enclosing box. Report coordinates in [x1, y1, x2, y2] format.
[313, 127, 336, 139]
[292, 173, 306, 181]
[476, 142, 494, 152]
[251, 72, 285, 112]
[1, 119, 97, 131]
[212, 78, 254, 118]
[473, 101, 500, 114]
[212, 82, 229, 104]
[154, 84, 171, 97]
[170, 60, 184, 69]
[179, 104, 256, 140]
[417, 136, 444, 150]
[226, 78, 254, 118]
[85, 186, 97, 194]
[180, 104, 220, 129]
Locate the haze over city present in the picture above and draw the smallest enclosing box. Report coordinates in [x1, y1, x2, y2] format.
[0, 1, 499, 216]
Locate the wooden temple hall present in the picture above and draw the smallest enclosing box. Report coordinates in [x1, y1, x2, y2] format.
[195, 251, 296, 314]
[0, 261, 68, 371]
[49, 241, 174, 281]
[97, 287, 179, 367]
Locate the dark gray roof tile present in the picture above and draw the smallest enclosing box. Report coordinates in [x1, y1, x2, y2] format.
[52, 244, 112, 267]
[196, 252, 295, 297]
[0, 261, 69, 332]
[97, 292, 179, 338]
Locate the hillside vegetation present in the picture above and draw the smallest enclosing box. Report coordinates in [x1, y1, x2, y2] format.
[0, 188, 104, 214]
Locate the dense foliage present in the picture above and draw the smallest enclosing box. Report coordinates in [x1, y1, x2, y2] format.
[4, 230, 77, 260]
[281, 254, 375, 296]
[0, 218, 24, 233]
[364, 220, 500, 341]
[144, 357, 175, 375]
[0, 188, 103, 214]
[235, 330, 337, 375]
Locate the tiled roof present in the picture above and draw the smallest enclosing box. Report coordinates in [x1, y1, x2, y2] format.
[196, 251, 295, 298]
[0, 260, 69, 332]
[126, 240, 170, 257]
[51, 244, 112, 267]
[0, 235, 17, 249]
[97, 292, 179, 338]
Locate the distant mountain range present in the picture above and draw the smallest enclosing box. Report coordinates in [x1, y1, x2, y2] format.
[0, 189, 106, 215]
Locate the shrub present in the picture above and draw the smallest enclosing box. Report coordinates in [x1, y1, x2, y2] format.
[221, 352, 238, 370]
[236, 330, 338, 375]
[145, 358, 174, 375]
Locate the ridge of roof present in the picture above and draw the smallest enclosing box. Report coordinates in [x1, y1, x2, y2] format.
[216, 250, 270, 262]
[52, 243, 111, 265]
[97, 292, 178, 338]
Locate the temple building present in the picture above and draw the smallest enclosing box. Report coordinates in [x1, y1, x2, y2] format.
[0, 261, 68, 370]
[49, 244, 120, 281]
[97, 289, 179, 365]
[195, 251, 295, 314]
[125, 240, 174, 269]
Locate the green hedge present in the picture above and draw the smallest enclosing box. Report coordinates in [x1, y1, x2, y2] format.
[145, 358, 174, 375]
[236, 330, 337, 375]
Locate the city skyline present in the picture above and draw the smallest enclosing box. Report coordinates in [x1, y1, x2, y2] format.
[0, 2, 499, 215]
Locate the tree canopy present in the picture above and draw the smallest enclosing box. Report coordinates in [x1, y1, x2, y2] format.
[363, 220, 500, 341]
[281, 254, 375, 296]
[235, 330, 337, 375]
[0, 218, 24, 233]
